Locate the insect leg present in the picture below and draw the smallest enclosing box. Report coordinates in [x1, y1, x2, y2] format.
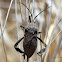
[29, 15, 31, 23]
[37, 37, 47, 47]
[14, 37, 24, 53]
[37, 48, 46, 55]
[37, 32, 42, 34]
[23, 53, 25, 59]
[27, 56, 29, 62]
[37, 37, 47, 56]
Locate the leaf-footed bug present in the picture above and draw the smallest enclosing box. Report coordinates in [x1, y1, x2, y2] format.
[14, 3, 51, 61]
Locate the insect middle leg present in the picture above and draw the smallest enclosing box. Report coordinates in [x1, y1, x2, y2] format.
[37, 37, 47, 47]
[28, 36, 47, 47]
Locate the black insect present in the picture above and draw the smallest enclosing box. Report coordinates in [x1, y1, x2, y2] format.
[14, 3, 48, 61]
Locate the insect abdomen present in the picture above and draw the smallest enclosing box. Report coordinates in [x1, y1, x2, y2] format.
[23, 33, 37, 58]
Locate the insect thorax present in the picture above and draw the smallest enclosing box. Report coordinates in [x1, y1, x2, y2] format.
[24, 22, 38, 34]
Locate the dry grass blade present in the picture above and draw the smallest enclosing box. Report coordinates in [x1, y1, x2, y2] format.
[51, 33, 62, 62]
[1, 18, 7, 62]
[15, 0, 22, 62]
[52, 30, 62, 43]
[44, 0, 52, 43]
[40, 0, 45, 62]
[42, 19, 62, 62]
[25, 0, 28, 22]
[32, 0, 35, 22]
[3, 0, 13, 33]
[19, 0, 24, 23]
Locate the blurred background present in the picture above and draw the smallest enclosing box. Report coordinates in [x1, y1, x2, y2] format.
[0, 0, 62, 62]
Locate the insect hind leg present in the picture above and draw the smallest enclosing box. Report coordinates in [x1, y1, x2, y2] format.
[37, 48, 46, 56]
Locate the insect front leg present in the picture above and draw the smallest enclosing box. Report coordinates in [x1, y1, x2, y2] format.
[14, 37, 24, 53]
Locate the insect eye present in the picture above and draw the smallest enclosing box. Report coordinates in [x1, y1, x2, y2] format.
[25, 29, 28, 32]
[34, 31, 37, 34]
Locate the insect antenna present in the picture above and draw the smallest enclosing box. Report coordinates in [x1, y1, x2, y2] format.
[22, 3, 33, 23]
[33, 6, 52, 22]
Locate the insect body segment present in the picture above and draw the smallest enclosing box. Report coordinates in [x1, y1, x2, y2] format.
[14, 3, 47, 61]
[14, 22, 47, 59]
